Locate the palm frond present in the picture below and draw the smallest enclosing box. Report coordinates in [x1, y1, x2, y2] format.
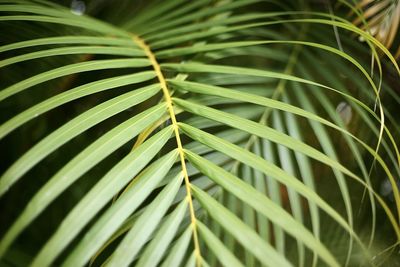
[1, 0, 400, 266]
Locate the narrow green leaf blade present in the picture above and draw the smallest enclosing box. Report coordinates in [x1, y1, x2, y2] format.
[0, 36, 134, 53]
[107, 172, 184, 267]
[0, 85, 161, 197]
[62, 150, 179, 267]
[0, 71, 156, 138]
[186, 150, 339, 267]
[0, 59, 151, 102]
[136, 200, 188, 267]
[160, 227, 193, 267]
[29, 126, 174, 266]
[191, 185, 293, 267]
[0, 46, 143, 68]
[197, 221, 244, 267]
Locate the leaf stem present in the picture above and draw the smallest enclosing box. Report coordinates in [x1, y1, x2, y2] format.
[132, 35, 202, 267]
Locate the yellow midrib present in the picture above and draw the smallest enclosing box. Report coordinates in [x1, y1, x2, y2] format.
[132, 35, 201, 266]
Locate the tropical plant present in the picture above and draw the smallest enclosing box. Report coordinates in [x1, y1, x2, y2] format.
[0, 0, 400, 266]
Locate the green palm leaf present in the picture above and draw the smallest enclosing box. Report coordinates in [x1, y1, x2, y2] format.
[1, 0, 399, 266]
